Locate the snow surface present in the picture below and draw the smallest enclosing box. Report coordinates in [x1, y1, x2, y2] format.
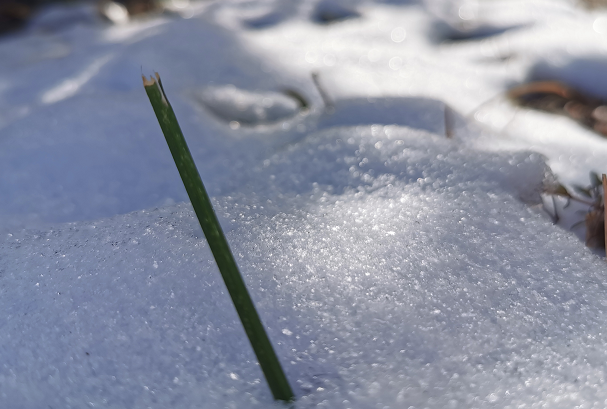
[2, 0, 607, 407]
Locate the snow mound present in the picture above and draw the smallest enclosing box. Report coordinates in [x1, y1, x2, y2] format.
[255, 125, 547, 205]
[5, 125, 604, 409]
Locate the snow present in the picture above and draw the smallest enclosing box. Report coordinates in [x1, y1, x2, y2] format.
[194, 85, 302, 125]
[2, 0, 607, 407]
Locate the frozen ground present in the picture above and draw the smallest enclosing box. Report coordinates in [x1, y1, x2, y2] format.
[2, 0, 607, 407]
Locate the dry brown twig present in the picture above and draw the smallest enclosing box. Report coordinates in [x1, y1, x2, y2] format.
[507, 81, 607, 137]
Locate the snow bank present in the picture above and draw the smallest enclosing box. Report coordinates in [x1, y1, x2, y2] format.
[4, 125, 607, 408]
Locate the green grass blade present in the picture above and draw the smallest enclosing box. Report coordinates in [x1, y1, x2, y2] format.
[143, 73, 294, 402]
